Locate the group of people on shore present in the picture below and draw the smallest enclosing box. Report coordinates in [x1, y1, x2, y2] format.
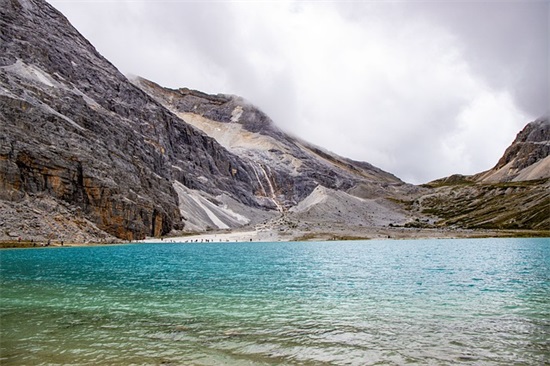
[17, 237, 62, 247]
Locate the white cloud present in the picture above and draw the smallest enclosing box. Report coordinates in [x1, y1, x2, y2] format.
[441, 91, 529, 176]
[48, 0, 546, 184]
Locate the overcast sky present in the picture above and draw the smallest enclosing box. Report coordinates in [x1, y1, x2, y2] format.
[48, 0, 549, 184]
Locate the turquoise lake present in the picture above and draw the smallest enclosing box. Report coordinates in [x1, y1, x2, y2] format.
[1, 238, 548, 365]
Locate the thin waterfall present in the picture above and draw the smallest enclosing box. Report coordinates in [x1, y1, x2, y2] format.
[251, 162, 283, 212]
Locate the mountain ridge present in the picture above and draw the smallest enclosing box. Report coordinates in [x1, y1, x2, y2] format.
[416, 118, 549, 231]
[475, 117, 550, 183]
[0, 0, 548, 244]
[133, 76, 409, 203]
[0, 0, 273, 240]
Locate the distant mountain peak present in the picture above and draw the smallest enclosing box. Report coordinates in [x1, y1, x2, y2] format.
[477, 117, 550, 182]
[132, 77, 278, 136]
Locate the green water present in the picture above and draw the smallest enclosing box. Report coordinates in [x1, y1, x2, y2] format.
[1, 238, 549, 365]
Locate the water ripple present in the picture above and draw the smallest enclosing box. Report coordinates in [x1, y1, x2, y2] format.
[1, 238, 549, 365]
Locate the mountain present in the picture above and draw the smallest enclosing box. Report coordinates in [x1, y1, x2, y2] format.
[0, 0, 274, 241]
[132, 77, 411, 206]
[1, 0, 547, 244]
[0, 0, 415, 243]
[475, 118, 550, 182]
[132, 77, 424, 238]
[416, 118, 549, 231]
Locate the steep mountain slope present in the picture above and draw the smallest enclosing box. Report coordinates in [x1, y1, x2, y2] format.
[416, 118, 550, 230]
[0, 0, 275, 241]
[133, 77, 413, 210]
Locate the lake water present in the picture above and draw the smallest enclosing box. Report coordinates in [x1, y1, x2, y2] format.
[1, 238, 548, 365]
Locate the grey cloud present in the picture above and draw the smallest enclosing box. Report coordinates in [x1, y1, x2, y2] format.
[407, 1, 549, 117]
[334, 1, 548, 117]
[47, 0, 545, 184]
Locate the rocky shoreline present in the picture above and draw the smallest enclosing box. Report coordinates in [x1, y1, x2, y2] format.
[141, 226, 550, 244]
[3, 226, 547, 249]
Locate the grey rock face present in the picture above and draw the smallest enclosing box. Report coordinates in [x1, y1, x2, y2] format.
[493, 117, 550, 172]
[470, 117, 550, 183]
[0, 0, 262, 240]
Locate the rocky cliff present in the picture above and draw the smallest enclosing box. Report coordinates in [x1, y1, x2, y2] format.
[0, 0, 274, 241]
[475, 117, 550, 182]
